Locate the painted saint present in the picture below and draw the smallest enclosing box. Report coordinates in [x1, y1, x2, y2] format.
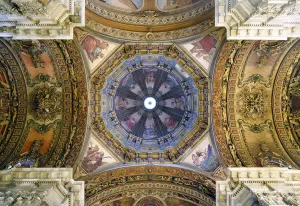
[82, 35, 109, 63]
[190, 35, 217, 62]
[114, 96, 129, 110]
[121, 116, 137, 132]
[82, 145, 111, 173]
[163, 116, 177, 132]
[192, 144, 218, 172]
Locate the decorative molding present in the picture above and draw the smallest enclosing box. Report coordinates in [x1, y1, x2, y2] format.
[84, 165, 216, 205]
[85, 16, 215, 41]
[86, 0, 214, 26]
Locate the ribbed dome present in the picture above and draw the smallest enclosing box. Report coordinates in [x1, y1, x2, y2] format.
[101, 54, 199, 152]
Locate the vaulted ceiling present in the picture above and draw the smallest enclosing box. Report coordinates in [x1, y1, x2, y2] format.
[0, 0, 299, 205]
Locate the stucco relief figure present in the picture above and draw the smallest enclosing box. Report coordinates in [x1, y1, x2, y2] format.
[290, 75, 300, 97]
[82, 145, 112, 173]
[192, 144, 218, 172]
[190, 35, 217, 63]
[28, 85, 62, 120]
[82, 35, 109, 63]
[257, 141, 288, 167]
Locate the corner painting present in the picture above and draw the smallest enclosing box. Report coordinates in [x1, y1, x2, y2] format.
[81, 34, 118, 73]
[183, 133, 219, 172]
[80, 134, 117, 173]
[183, 35, 218, 72]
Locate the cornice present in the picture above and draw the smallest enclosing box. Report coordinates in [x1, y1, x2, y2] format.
[86, 0, 214, 26]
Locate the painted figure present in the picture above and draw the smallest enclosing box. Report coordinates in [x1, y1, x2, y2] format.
[115, 96, 129, 110]
[144, 70, 155, 85]
[190, 35, 217, 62]
[101, 0, 142, 10]
[121, 116, 136, 131]
[82, 145, 111, 173]
[163, 116, 177, 131]
[143, 122, 156, 139]
[192, 144, 218, 172]
[82, 35, 109, 63]
[171, 96, 185, 110]
[158, 0, 198, 10]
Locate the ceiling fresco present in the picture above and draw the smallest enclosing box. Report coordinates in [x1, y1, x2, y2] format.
[74, 29, 120, 74]
[101, 55, 198, 152]
[212, 39, 300, 168]
[0, 39, 88, 169]
[3, 1, 300, 204]
[89, 42, 210, 165]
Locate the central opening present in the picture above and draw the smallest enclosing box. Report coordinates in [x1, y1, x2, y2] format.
[144, 97, 156, 110]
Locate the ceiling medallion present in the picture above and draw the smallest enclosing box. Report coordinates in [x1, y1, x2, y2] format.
[101, 55, 198, 152]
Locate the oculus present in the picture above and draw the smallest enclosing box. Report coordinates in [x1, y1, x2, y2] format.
[101, 55, 198, 152]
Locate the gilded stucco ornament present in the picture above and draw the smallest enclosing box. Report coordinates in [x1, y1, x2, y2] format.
[28, 84, 62, 121]
[0, 39, 88, 169]
[213, 39, 300, 168]
[236, 86, 268, 120]
[84, 166, 216, 206]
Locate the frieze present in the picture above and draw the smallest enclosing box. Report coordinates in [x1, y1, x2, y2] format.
[274, 40, 300, 166]
[0, 40, 27, 169]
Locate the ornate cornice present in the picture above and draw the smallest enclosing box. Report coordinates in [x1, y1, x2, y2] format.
[85, 16, 214, 41]
[84, 165, 216, 205]
[86, 0, 214, 26]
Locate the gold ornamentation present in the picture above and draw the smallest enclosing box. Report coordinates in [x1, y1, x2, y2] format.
[236, 86, 268, 120]
[28, 84, 62, 121]
[257, 141, 288, 167]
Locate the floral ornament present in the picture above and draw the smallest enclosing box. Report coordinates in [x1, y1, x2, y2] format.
[28, 84, 62, 121]
[236, 86, 268, 120]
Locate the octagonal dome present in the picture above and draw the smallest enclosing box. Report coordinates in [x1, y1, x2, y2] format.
[101, 55, 198, 152]
[90, 43, 209, 162]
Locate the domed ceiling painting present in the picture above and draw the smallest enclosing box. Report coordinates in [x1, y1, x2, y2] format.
[101, 55, 198, 152]
[88, 42, 211, 165]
